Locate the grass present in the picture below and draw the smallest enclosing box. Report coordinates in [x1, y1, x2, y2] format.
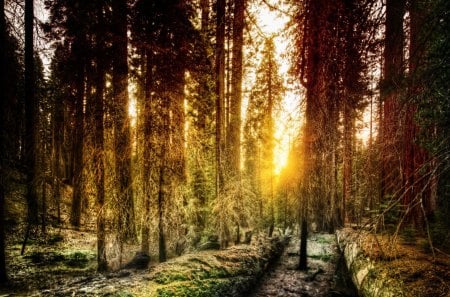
[308, 253, 334, 262]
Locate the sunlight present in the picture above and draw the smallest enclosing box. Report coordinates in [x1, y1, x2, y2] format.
[128, 84, 137, 128]
[250, 0, 300, 175]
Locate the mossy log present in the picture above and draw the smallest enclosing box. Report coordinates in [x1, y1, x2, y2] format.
[336, 229, 406, 297]
[130, 236, 286, 297]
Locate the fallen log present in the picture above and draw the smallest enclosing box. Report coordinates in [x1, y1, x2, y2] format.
[130, 235, 287, 297]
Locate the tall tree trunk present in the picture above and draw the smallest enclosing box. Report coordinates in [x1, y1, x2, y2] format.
[227, 0, 245, 177]
[158, 163, 167, 262]
[94, 31, 107, 271]
[343, 102, 353, 225]
[381, 0, 405, 200]
[215, 0, 225, 197]
[112, 0, 135, 242]
[266, 43, 275, 236]
[22, 0, 38, 256]
[298, 216, 308, 270]
[297, 0, 324, 270]
[52, 97, 63, 224]
[70, 48, 85, 227]
[405, 0, 435, 228]
[171, 71, 186, 182]
[141, 49, 153, 255]
[0, 0, 7, 282]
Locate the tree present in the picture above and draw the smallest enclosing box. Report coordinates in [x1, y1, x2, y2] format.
[131, 0, 199, 261]
[215, 0, 226, 195]
[112, 0, 136, 245]
[293, 0, 371, 268]
[227, 0, 245, 177]
[0, 0, 7, 283]
[412, 0, 450, 239]
[244, 37, 283, 234]
[185, 0, 215, 236]
[93, 4, 108, 271]
[215, 0, 227, 247]
[22, 0, 38, 254]
[380, 0, 406, 202]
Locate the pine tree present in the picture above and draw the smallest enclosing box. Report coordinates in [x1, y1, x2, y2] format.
[244, 37, 283, 233]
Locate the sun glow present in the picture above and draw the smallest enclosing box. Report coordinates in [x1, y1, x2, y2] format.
[128, 84, 138, 128]
[249, 0, 301, 176]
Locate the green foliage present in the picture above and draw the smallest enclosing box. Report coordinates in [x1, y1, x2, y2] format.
[429, 211, 450, 249]
[378, 201, 405, 230]
[24, 251, 65, 264]
[154, 271, 190, 285]
[413, 0, 450, 236]
[64, 251, 92, 268]
[155, 278, 252, 297]
[401, 227, 417, 245]
[46, 233, 64, 245]
[308, 253, 334, 262]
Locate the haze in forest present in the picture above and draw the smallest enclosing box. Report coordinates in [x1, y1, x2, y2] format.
[0, 0, 449, 296]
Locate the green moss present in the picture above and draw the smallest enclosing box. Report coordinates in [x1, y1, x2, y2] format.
[315, 235, 333, 244]
[153, 271, 191, 284]
[24, 251, 65, 264]
[155, 277, 252, 297]
[206, 267, 230, 278]
[64, 251, 93, 268]
[47, 233, 64, 245]
[309, 253, 334, 262]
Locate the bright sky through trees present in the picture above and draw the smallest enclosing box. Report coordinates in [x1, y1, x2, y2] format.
[249, 0, 301, 175]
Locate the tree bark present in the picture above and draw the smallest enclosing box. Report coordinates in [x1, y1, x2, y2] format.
[343, 102, 353, 224]
[52, 88, 63, 224]
[158, 164, 167, 262]
[381, 0, 405, 200]
[0, 0, 7, 282]
[227, 0, 245, 177]
[140, 49, 152, 255]
[298, 217, 308, 270]
[70, 46, 85, 227]
[94, 27, 107, 271]
[24, 0, 38, 230]
[112, 0, 136, 242]
[215, 0, 226, 198]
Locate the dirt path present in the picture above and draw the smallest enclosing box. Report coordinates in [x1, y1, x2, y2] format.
[250, 234, 357, 297]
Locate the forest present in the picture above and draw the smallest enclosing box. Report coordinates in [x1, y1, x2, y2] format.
[0, 0, 449, 296]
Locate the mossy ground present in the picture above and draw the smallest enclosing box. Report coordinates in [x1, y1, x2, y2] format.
[338, 228, 450, 297]
[130, 237, 285, 297]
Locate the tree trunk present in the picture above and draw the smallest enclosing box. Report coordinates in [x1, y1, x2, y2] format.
[94, 29, 107, 271]
[24, 0, 38, 231]
[70, 42, 85, 227]
[0, 0, 7, 282]
[215, 0, 226, 197]
[298, 217, 308, 270]
[343, 102, 353, 225]
[381, 0, 405, 200]
[158, 165, 167, 262]
[227, 0, 245, 177]
[141, 48, 153, 255]
[112, 0, 135, 242]
[52, 89, 63, 224]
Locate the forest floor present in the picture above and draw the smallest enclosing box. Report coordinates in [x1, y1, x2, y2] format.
[339, 227, 450, 297]
[250, 234, 357, 297]
[1, 226, 449, 296]
[0, 227, 353, 297]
